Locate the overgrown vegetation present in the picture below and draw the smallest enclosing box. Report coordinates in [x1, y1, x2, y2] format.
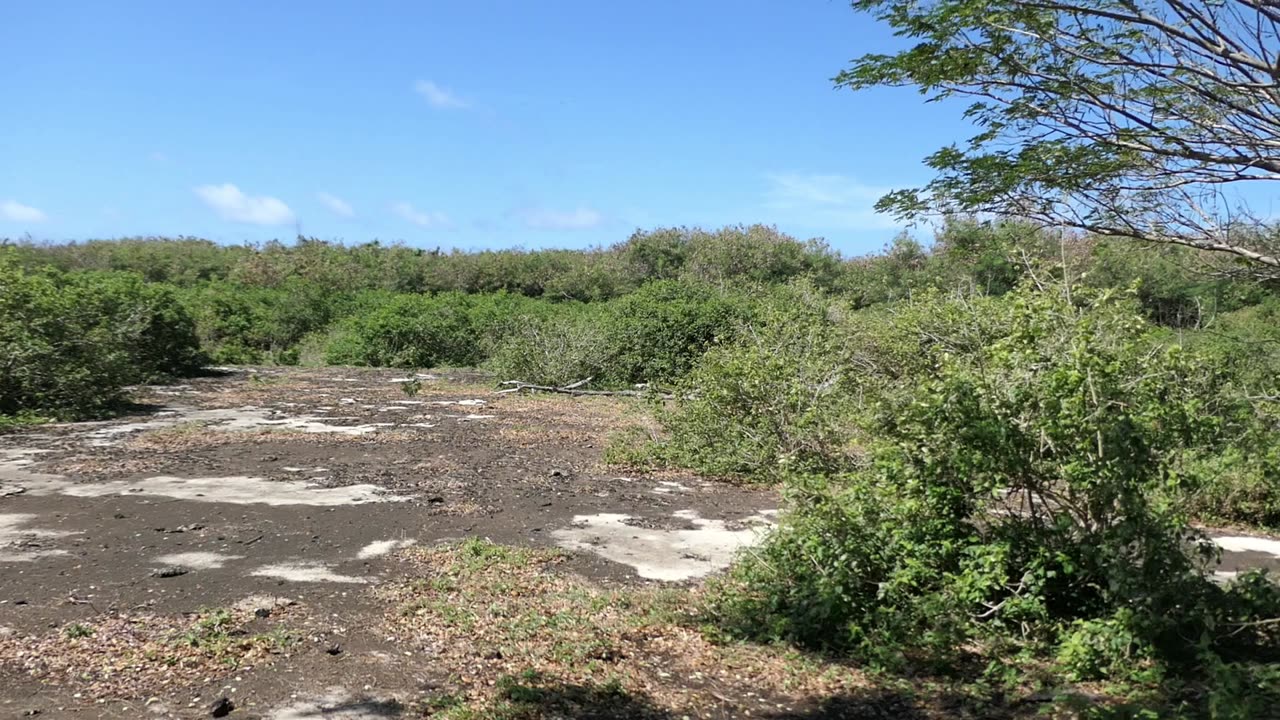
[0, 254, 202, 421]
[691, 285, 1280, 716]
[5, 217, 1279, 714]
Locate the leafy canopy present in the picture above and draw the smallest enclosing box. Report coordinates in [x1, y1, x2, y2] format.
[841, 0, 1280, 271]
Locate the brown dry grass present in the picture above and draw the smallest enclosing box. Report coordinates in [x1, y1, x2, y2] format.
[377, 540, 872, 718]
[0, 603, 302, 700]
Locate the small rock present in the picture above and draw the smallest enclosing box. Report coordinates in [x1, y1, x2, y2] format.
[232, 595, 295, 615]
[484, 649, 504, 660]
[426, 496, 445, 505]
[209, 696, 234, 717]
[165, 523, 205, 534]
[253, 608, 271, 619]
[548, 469, 567, 478]
[325, 644, 342, 656]
[151, 566, 189, 578]
[0, 485, 26, 497]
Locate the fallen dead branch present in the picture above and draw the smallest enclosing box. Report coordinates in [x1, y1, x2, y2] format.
[497, 377, 673, 399]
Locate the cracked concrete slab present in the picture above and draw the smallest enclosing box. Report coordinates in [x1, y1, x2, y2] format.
[552, 508, 776, 582]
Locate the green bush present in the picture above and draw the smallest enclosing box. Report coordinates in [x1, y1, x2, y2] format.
[324, 291, 554, 369]
[485, 308, 613, 387]
[707, 285, 1278, 697]
[597, 280, 754, 387]
[484, 280, 756, 389]
[653, 283, 855, 480]
[655, 285, 1017, 481]
[0, 260, 202, 420]
[64, 271, 204, 379]
[1177, 446, 1280, 529]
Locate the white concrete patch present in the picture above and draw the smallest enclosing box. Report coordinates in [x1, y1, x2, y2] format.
[456, 414, 495, 421]
[652, 481, 692, 495]
[552, 509, 776, 582]
[154, 551, 245, 570]
[251, 562, 368, 584]
[81, 406, 390, 446]
[0, 448, 48, 467]
[1215, 536, 1280, 557]
[30, 475, 405, 506]
[356, 539, 417, 559]
[269, 688, 399, 719]
[387, 373, 437, 383]
[430, 399, 487, 407]
[0, 513, 78, 563]
[4, 435, 402, 507]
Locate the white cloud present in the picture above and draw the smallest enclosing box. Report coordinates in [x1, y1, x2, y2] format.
[392, 201, 450, 228]
[764, 173, 899, 230]
[194, 183, 294, 225]
[0, 200, 46, 223]
[520, 207, 604, 231]
[414, 80, 469, 109]
[317, 191, 355, 218]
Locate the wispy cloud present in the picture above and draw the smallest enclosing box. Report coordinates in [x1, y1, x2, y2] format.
[0, 200, 47, 223]
[414, 80, 469, 109]
[764, 173, 899, 230]
[392, 201, 450, 228]
[317, 191, 355, 218]
[519, 207, 604, 231]
[194, 183, 294, 225]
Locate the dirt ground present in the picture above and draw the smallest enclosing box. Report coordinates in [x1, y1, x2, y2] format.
[1, 367, 1276, 719]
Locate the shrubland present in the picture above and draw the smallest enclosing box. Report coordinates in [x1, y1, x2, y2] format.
[4, 219, 1279, 713]
[0, 253, 202, 422]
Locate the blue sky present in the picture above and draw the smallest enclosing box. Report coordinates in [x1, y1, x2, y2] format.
[0, 1, 972, 254]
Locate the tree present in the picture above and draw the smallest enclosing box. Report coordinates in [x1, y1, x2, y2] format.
[841, 0, 1280, 274]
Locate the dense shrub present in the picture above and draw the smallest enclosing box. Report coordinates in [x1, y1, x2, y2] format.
[1083, 240, 1271, 327]
[597, 280, 754, 386]
[654, 284, 1019, 481]
[324, 292, 553, 369]
[706, 284, 1274, 691]
[486, 281, 755, 388]
[64, 271, 204, 379]
[703, 286, 1279, 710]
[0, 260, 202, 420]
[652, 283, 855, 480]
[485, 307, 612, 387]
